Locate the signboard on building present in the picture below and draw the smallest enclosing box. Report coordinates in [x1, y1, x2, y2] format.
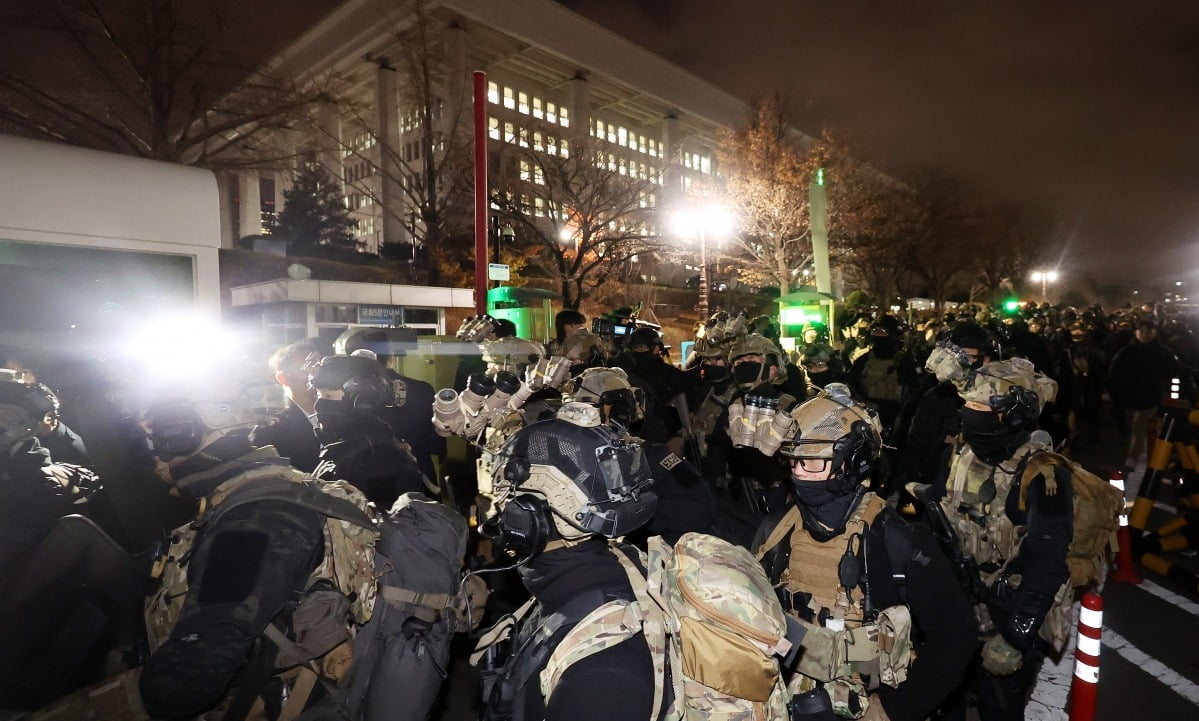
[357, 304, 402, 325]
[488, 263, 510, 281]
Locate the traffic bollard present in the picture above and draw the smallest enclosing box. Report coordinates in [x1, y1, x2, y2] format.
[1069, 592, 1103, 721]
[1109, 469, 1143, 584]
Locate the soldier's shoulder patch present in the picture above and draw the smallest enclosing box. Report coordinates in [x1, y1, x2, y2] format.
[659, 453, 682, 470]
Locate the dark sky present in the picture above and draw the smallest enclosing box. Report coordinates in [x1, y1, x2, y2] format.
[283, 0, 1199, 292]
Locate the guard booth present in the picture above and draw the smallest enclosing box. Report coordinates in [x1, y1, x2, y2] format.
[487, 286, 557, 344]
[777, 290, 836, 353]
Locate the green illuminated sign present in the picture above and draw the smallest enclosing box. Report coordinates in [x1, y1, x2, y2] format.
[781, 307, 822, 325]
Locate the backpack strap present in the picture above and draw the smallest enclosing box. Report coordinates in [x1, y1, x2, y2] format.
[379, 586, 467, 625]
[206, 477, 378, 532]
[755, 505, 803, 563]
[1016, 451, 1066, 513]
[870, 508, 916, 608]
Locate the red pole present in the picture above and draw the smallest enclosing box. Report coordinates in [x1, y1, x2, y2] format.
[472, 70, 488, 315]
[1069, 592, 1103, 721]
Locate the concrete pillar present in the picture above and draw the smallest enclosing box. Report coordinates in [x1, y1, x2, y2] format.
[217, 171, 236, 249]
[238, 170, 261, 239]
[319, 104, 343, 181]
[569, 73, 590, 139]
[661, 114, 682, 201]
[445, 21, 468, 139]
[376, 62, 405, 251]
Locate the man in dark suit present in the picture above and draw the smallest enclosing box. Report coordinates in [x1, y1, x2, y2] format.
[250, 339, 324, 472]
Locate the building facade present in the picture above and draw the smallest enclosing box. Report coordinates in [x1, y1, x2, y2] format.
[225, 0, 778, 258]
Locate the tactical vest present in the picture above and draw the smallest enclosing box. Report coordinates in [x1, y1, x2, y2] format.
[692, 382, 735, 440]
[756, 494, 914, 718]
[942, 438, 1075, 650]
[859, 356, 902, 402]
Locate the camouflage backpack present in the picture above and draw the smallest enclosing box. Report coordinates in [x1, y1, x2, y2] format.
[541, 533, 792, 721]
[1017, 451, 1124, 588]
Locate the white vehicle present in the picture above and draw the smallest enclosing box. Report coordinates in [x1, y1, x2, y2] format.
[0, 134, 221, 356]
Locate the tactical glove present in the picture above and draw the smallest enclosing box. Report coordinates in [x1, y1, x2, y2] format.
[981, 634, 1023, 676]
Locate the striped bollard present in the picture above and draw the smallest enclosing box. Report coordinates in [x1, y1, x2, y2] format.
[1109, 469, 1143, 584]
[1069, 592, 1104, 721]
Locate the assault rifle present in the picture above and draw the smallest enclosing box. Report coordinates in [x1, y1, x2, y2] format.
[906, 482, 993, 631]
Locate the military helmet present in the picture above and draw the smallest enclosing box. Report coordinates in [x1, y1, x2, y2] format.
[727, 332, 782, 363]
[143, 374, 282, 459]
[309, 354, 395, 414]
[561, 329, 607, 364]
[779, 383, 882, 494]
[491, 417, 657, 554]
[563, 366, 645, 426]
[693, 337, 731, 360]
[958, 357, 1057, 423]
[799, 343, 834, 367]
[481, 337, 546, 374]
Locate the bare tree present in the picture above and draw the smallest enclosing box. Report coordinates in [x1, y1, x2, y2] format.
[0, 0, 328, 167]
[492, 138, 658, 310]
[717, 97, 821, 292]
[328, 0, 474, 267]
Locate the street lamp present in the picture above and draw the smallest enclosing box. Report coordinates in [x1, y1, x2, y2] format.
[1030, 269, 1059, 303]
[672, 204, 735, 318]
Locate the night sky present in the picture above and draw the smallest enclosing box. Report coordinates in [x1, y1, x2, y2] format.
[276, 1, 1199, 292]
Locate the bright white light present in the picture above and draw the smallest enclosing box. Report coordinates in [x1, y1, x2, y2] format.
[1030, 269, 1059, 283]
[558, 226, 573, 243]
[671, 204, 736, 238]
[1176, 281, 1184, 286]
[124, 311, 247, 385]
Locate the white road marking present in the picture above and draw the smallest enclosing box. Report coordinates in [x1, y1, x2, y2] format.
[1138, 578, 1199, 618]
[1103, 626, 1199, 705]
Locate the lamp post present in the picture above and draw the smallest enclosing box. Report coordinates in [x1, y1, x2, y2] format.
[1031, 269, 1059, 303]
[672, 204, 734, 319]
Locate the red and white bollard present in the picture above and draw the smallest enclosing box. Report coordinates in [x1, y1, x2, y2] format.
[1109, 469, 1143, 584]
[1069, 592, 1104, 721]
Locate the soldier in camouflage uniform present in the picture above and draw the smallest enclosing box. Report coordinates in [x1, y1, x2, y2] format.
[935, 358, 1072, 721]
[754, 384, 976, 721]
[474, 415, 660, 721]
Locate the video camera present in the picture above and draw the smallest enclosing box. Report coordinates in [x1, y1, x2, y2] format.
[591, 315, 637, 350]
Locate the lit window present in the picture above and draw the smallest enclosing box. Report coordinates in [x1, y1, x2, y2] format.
[547, 135, 557, 156]
[592, 118, 600, 137]
[503, 86, 515, 109]
[520, 160, 531, 182]
[700, 156, 711, 174]
[607, 123, 616, 143]
[638, 135, 646, 153]
[546, 102, 557, 124]
[488, 81, 499, 104]
[518, 127, 529, 148]
[518, 92, 529, 114]
[533, 131, 544, 152]
[504, 122, 515, 143]
[648, 139, 658, 157]
[639, 163, 647, 179]
[560, 106, 570, 127]
[618, 127, 628, 146]
[489, 117, 500, 140]
[608, 153, 616, 171]
[683, 176, 693, 192]
[534, 197, 545, 217]
[560, 139, 569, 158]
[533, 97, 543, 119]
[619, 162, 627, 176]
[534, 165, 544, 185]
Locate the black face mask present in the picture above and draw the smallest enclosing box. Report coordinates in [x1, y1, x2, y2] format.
[791, 478, 864, 542]
[806, 369, 834, 388]
[733, 362, 765, 388]
[314, 397, 355, 438]
[960, 407, 1003, 436]
[703, 365, 729, 382]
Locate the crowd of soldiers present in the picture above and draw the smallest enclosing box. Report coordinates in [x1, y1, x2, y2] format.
[0, 298, 1191, 721]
